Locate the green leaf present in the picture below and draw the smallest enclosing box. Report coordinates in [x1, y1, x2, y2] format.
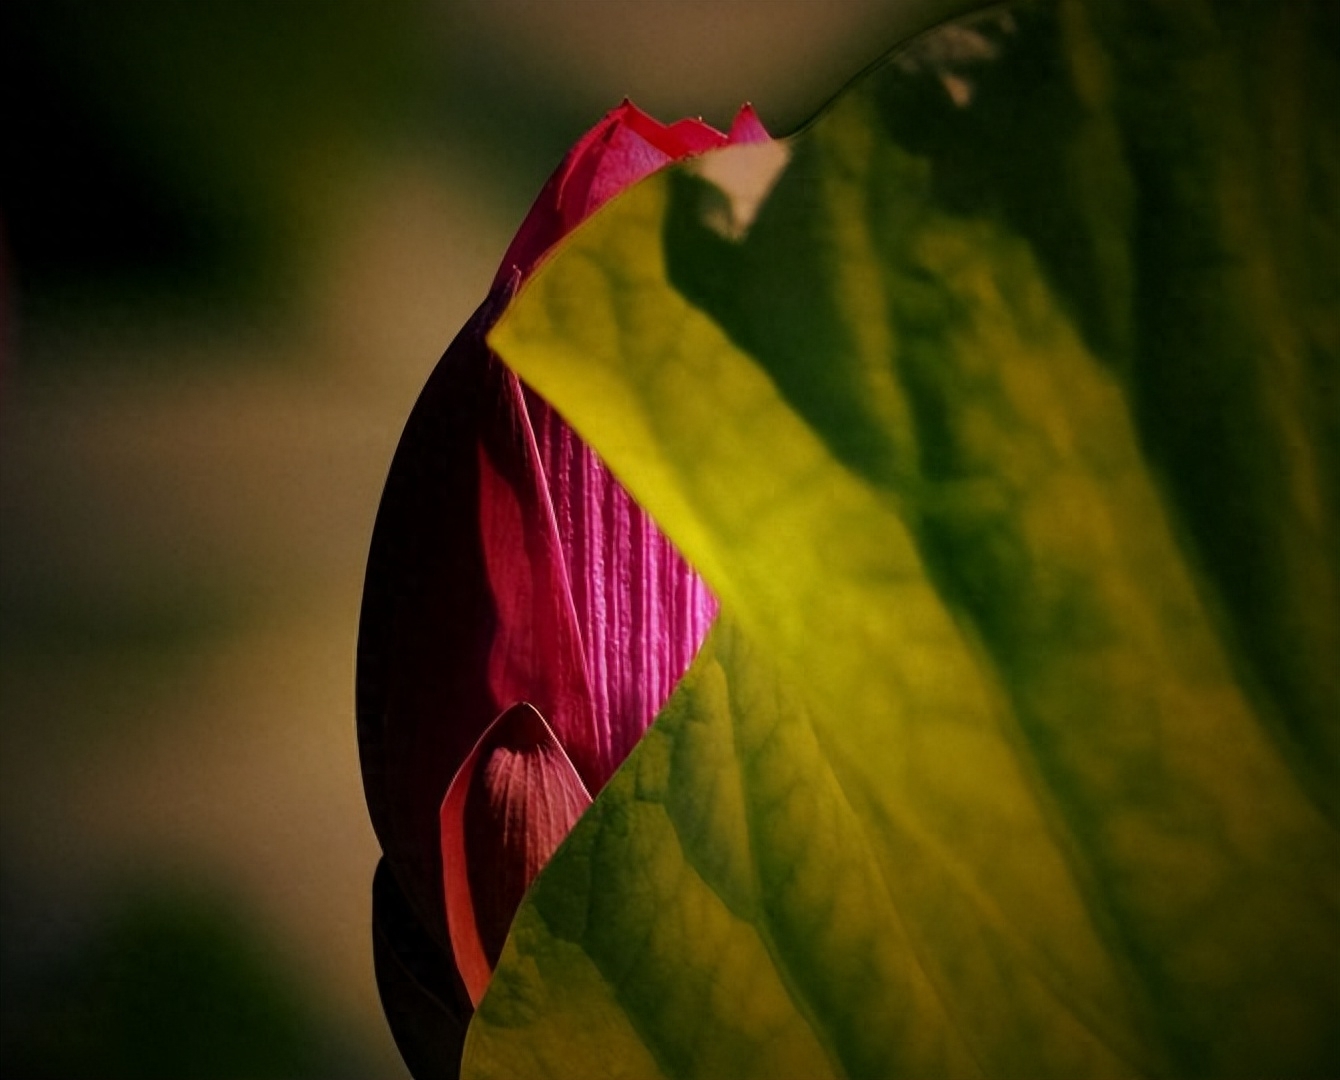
[470, 1, 1340, 1076]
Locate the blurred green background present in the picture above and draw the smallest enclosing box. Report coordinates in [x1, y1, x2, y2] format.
[0, 2, 965, 1076]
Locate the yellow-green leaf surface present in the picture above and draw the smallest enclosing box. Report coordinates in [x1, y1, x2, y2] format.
[471, 1, 1339, 1076]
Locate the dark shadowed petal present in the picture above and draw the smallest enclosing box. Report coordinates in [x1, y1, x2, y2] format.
[371, 859, 470, 1080]
[439, 702, 591, 1007]
[524, 389, 719, 778]
[357, 299, 504, 959]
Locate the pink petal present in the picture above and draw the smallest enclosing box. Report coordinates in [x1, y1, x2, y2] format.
[489, 117, 616, 289]
[524, 388, 719, 780]
[557, 112, 674, 234]
[440, 702, 592, 1006]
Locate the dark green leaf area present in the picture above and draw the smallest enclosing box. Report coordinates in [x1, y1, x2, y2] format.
[1091, 0, 1340, 822]
[666, 0, 1340, 825]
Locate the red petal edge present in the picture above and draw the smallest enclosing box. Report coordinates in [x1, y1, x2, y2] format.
[440, 702, 592, 1007]
[493, 99, 768, 288]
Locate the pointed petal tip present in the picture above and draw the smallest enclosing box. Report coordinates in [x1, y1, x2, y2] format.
[728, 102, 771, 145]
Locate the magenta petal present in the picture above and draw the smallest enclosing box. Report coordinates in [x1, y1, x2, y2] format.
[565, 119, 672, 231]
[524, 389, 719, 780]
[440, 702, 591, 1006]
[493, 103, 671, 288]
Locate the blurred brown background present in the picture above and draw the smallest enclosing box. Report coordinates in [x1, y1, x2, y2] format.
[0, 2, 966, 1076]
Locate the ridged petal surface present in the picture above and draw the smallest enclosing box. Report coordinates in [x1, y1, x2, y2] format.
[525, 388, 719, 777]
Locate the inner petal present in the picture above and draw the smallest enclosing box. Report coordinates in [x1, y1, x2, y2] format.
[463, 703, 591, 969]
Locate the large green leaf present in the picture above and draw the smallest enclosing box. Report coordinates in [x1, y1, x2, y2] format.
[469, 1, 1339, 1076]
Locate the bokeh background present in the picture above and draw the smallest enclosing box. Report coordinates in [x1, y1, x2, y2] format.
[1, 2, 967, 1076]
